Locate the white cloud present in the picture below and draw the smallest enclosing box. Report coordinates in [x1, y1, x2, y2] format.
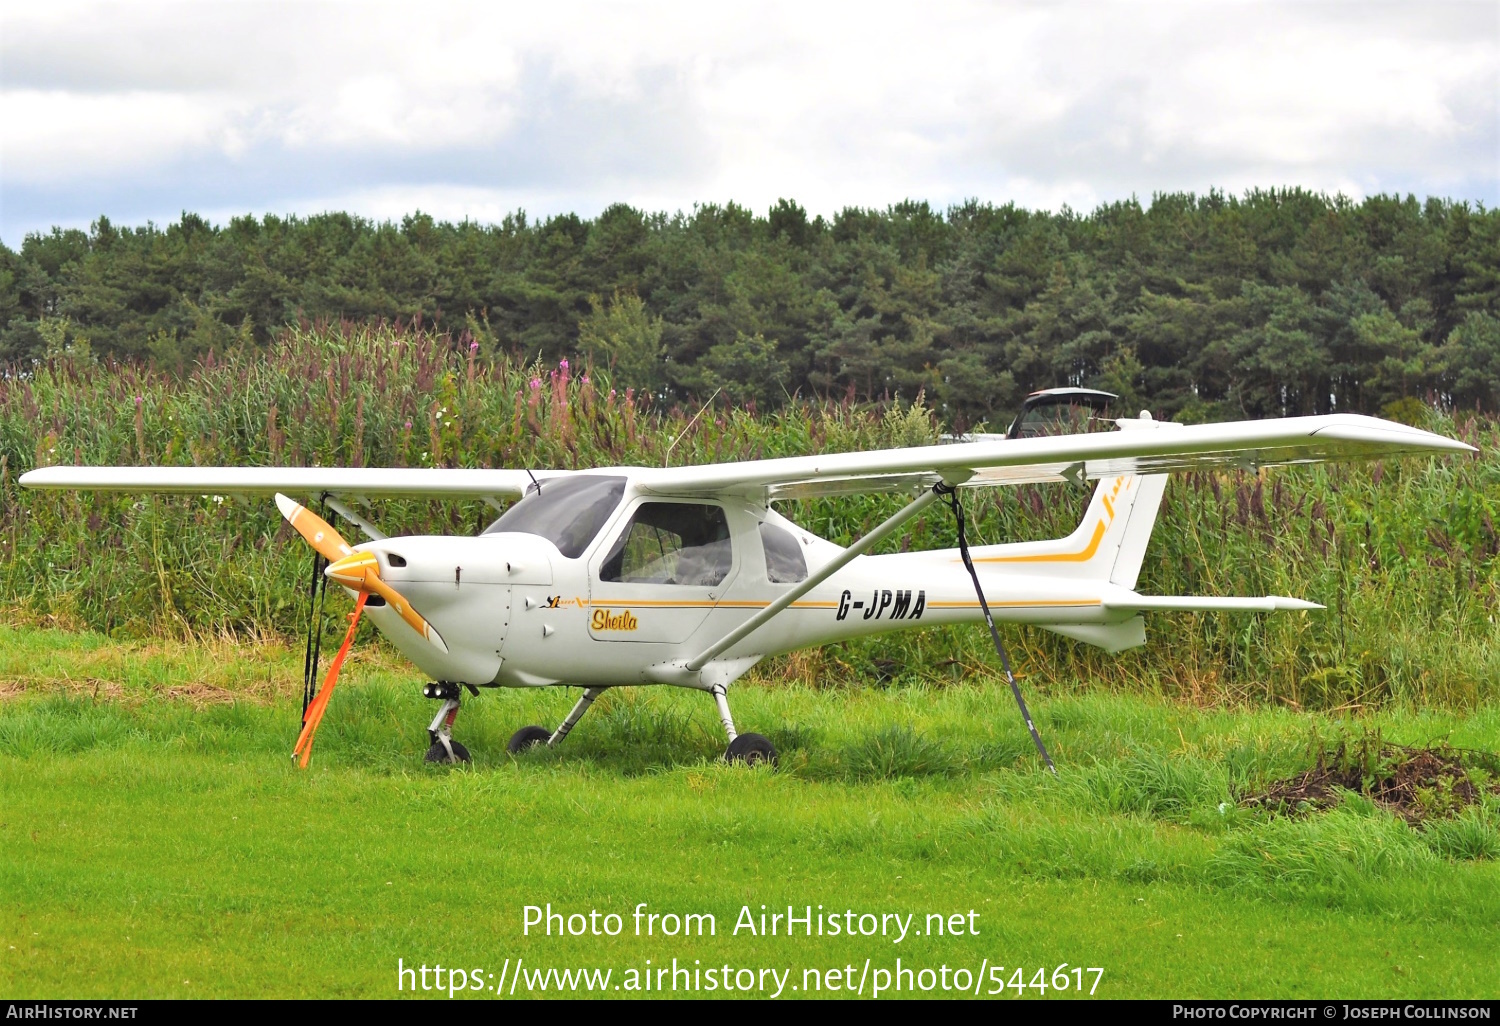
[0, 0, 1494, 242]
[1, 89, 233, 180]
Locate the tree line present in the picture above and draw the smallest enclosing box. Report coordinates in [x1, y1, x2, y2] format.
[2, 189, 1496, 427]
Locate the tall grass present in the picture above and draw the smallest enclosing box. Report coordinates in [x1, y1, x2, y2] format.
[2, 322, 1495, 707]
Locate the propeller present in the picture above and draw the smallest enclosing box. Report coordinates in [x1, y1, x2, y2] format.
[275, 493, 448, 767]
[275, 493, 448, 653]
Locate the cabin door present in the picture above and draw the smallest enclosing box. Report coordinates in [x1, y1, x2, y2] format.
[588, 500, 738, 643]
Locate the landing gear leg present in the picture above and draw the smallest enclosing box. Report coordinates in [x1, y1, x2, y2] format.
[423, 683, 471, 764]
[711, 683, 737, 742]
[550, 687, 606, 745]
[508, 687, 608, 754]
[714, 683, 777, 767]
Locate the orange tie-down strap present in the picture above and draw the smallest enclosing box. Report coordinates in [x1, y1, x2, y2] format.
[293, 592, 368, 769]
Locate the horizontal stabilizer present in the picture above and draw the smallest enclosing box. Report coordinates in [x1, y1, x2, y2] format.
[1106, 595, 1324, 612]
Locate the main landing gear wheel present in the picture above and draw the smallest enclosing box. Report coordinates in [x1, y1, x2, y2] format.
[509, 688, 607, 756]
[425, 738, 471, 764]
[725, 732, 777, 767]
[507, 725, 552, 754]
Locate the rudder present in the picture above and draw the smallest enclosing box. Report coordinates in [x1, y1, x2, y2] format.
[1105, 473, 1167, 589]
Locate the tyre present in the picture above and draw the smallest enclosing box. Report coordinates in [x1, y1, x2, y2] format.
[507, 724, 552, 754]
[424, 739, 471, 764]
[725, 732, 778, 767]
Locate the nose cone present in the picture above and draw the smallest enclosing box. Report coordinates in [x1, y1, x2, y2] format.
[326, 550, 379, 588]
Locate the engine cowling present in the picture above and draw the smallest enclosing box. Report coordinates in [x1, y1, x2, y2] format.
[349, 534, 555, 684]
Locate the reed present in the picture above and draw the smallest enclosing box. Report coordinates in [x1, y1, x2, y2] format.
[2, 321, 1495, 707]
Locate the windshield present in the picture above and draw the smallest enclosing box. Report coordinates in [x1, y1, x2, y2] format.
[482, 475, 627, 558]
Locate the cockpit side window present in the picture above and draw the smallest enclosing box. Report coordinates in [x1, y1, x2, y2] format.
[482, 475, 626, 558]
[600, 502, 732, 586]
[759, 522, 807, 584]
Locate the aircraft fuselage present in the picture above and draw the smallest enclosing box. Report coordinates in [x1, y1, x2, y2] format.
[351, 487, 1138, 692]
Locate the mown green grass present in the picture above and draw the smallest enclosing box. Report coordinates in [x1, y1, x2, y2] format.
[2, 626, 1497, 999]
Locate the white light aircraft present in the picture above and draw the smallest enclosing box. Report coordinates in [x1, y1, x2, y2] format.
[20, 392, 1474, 769]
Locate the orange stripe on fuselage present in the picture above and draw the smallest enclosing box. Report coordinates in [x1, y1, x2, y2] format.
[970, 517, 1108, 564]
[576, 598, 842, 609]
[583, 597, 1095, 611]
[590, 598, 722, 607]
[926, 598, 1102, 608]
[966, 474, 1134, 565]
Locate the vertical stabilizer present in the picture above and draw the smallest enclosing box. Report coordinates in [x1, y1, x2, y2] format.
[966, 414, 1172, 582]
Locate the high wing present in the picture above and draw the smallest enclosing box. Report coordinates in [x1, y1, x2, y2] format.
[18, 414, 1474, 504]
[631, 413, 1475, 499]
[16, 465, 558, 501]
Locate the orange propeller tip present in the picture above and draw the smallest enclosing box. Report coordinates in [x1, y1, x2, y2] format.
[277, 493, 355, 562]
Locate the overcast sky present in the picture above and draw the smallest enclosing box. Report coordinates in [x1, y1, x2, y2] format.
[1, 0, 1495, 245]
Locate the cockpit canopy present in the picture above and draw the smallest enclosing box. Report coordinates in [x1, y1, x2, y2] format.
[1005, 388, 1118, 439]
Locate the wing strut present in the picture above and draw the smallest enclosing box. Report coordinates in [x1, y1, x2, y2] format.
[934, 482, 1058, 776]
[685, 486, 947, 672]
[324, 496, 387, 541]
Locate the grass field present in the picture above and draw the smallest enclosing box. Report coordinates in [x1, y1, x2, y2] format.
[2, 624, 1497, 999]
[4, 322, 1496, 1001]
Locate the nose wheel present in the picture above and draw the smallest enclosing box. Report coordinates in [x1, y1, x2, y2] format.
[426, 735, 470, 764]
[423, 682, 472, 764]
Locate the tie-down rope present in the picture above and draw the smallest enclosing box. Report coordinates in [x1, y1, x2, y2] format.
[933, 482, 1057, 775]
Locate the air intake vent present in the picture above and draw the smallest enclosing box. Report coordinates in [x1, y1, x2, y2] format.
[386, 553, 407, 568]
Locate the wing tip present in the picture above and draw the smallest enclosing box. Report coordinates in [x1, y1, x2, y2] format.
[1312, 421, 1478, 454]
[16, 466, 62, 488]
